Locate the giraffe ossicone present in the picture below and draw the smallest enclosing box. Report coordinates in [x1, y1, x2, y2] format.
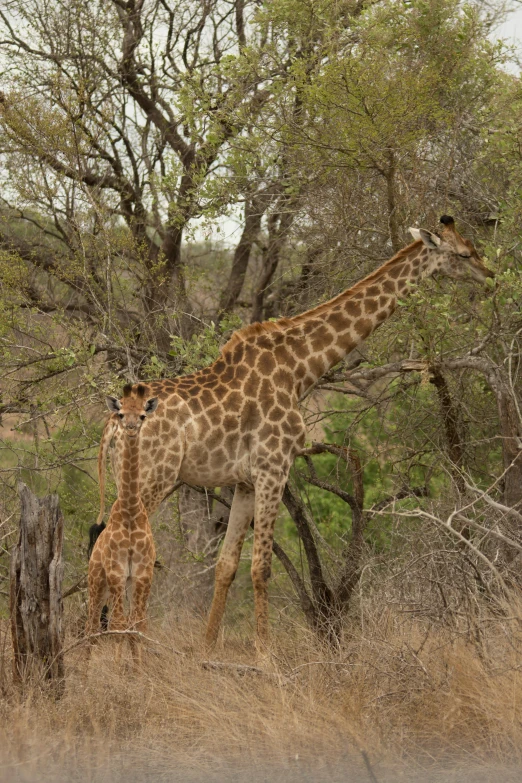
[96, 216, 493, 654]
[87, 384, 158, 666]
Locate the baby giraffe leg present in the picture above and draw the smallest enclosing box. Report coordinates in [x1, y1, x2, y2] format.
[85, 565, 107, 667]
[86, 566, 107, 638]
[128, 569, 154, 668]
[107, 572, 127, 664]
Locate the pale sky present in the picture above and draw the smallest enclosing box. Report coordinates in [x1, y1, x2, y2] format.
[496, 3, 522, 70]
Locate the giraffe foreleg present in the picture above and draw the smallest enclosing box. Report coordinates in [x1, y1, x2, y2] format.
[128, 564, 154, 668]
[251, 472, 287, 656]
[106, 570, 127, 664]
[205, 484, 255, 652]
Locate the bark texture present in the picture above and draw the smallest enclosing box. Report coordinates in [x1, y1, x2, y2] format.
[10, 483, 64, 685]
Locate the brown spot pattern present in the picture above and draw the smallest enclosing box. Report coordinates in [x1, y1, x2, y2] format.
[102, 232, 462, 651]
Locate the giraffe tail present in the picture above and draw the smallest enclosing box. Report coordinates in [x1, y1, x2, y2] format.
[87, 417, 114, 559]
[87, 521, 106, 559]
[87, 417, 116, 630]
[87, 520, 108, 629]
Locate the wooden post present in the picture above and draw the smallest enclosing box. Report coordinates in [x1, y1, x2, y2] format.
[10, 482, 64, 685]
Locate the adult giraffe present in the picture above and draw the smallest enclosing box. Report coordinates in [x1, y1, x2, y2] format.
[96, 216, 493, 653]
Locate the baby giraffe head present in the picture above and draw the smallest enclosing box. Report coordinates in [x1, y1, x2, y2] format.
[409, 215, 494, 284]
[106, 384, 159, 438]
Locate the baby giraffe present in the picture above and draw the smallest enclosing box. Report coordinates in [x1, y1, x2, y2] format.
[86, 384, 158, 665]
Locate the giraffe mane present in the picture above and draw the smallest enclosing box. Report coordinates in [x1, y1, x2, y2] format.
[290, 240, 424, 323]
[220, 240, 423, 354]
[221, 318, 293, 354]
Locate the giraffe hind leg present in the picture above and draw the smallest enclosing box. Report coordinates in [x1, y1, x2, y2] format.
[85, 564, 108, 671]
[86, 563, 108, 638]
[87, 526, 110, 633]
[205, 484, 255, 652]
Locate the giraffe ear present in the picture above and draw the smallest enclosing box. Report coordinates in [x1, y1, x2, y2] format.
[106, 396, 121, 413]
[410, 227, 441, 249]
[144, 397, 159, 414]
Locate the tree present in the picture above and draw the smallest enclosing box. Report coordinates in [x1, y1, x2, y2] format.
[0, 0, 520, 631]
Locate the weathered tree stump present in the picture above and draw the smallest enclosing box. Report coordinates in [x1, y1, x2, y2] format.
[10, 482, 64, 686]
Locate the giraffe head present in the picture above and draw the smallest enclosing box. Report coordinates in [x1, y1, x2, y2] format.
[106, 384, 159, 438]
[409, 215, 494, 284]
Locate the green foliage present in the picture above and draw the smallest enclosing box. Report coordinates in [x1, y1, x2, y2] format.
[279, 0, 500, 170]
[168, 314, 242, 374]
[169, 324, 221, 374]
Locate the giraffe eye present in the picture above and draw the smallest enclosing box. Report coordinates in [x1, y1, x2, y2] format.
[118, 413, 124, 419]
[140, 414, 146, 420]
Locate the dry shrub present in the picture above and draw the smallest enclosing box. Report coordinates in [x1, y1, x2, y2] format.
[1, 585, 522, 783]
[2, 508, 522, 782]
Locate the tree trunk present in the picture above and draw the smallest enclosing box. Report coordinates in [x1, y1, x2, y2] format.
[277, 447, 369, 645]
[10, 483, 64, 687]
[251, 197, 295, 323]
[143, 223, 193, 346]
[430, 366, 465, 495]
[218, 194, 266, 317]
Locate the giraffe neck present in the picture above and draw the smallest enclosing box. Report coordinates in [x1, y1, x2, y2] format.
[286, 241, 429, 395]
[117, 432, 143, 521]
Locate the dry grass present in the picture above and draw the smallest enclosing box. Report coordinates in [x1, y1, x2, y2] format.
[2, 593, 522, 783]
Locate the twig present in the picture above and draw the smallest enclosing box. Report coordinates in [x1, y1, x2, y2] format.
[38, 630, 185, 684]
[360, 749, 380, 783]
[62, 575, 87, 598]
[287, 660, 360, 675]
[455, 513, 522, 554]
[367, 487, 429, 514]
[184, 484, 232, 509]
[201, 660, 265, 675]
[464, 482, 522, 525]
[384, 508, 510, 596]
[201, 659, 293, 685]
